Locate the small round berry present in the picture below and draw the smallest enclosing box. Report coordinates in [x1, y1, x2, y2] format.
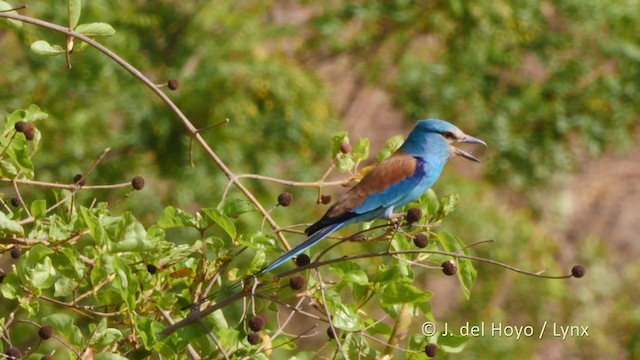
[571, 264, 586, 278]
[146, 264, 157, 274]
[22, 123, 36, 141]
[131, 176, 145, 190]
[406, 207, 422, 224]
[247, 332, 261, 345]
[289, 275, 306, 290]
[327, 326, 339, 340]
[249, 315, 266, 332]
[41, 355, 53, 360]
[442, 260, 458, 276]
[442, 260, 457, 276]
[167, 79, 180, 90]
[277, 192, 292, 207]
[425, 343, 438, 357]
[38, 325, 54, 340]
[340, 143, 352, 154]
[73, 174, 86, 186]
[14, 121, 28, 133]
[413, 233, 429, 248]
[10, 247, 21, 259]
[320, 194, 332, 204]
[0, 269, 6, 283]
[295, 254, 310, 267]
[5, 347, 21, 359]
[10, 197, 21, 208]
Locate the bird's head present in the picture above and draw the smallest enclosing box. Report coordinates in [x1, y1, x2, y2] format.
[407, 119, 486, 162]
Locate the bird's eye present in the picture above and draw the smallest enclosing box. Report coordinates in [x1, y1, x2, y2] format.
[441, 131, 455, 139]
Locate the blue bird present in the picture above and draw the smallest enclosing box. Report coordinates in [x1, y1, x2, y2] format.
[256, 119, 485, 276]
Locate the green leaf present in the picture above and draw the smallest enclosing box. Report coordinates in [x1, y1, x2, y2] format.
[323, 291, 364, 331]
[30, 40, 65, 56]
[377, 135, 404, 162]
[0, 212, 23, 236]
[201, 208, 236, 239]
[434, 193, 458, 221]
[436, 232, 477, 299]
[31, 256, 57, 290]
[157, 206, 198, 229]
[335, 153, 355, 172]
[436, 332, 468, 353]
[0, 272, 22, 299]
[330, 262, 369, 286]
[379, 281, 431, 307]
[136, 317, 162, 349]
[54, 277, 78, 297]
[80, 206, 107, 245]
[217, 197, 255, 218]
[108, 212, 156, 253]
[17, 244, 55, 286]
[75, 22, 116, 36]
[42, 313, 84, 347]
[30, 199, 46, 219]
[112, 256, 138, 309]
[68, 0, 81, 29]
[24, 104, 49, 122]
[51, 247, 84, 280]
[343, 333, 376, 359]
[331, 131, 349, 158]
[238, 231, 277, 250]
[0, 1, 22, 29]
[90, 318, 123, 348]
[353, 137, 370, 160]
[19, 296, 39, 316]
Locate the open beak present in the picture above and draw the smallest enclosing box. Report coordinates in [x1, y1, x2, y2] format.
[454, 135, 486, 163]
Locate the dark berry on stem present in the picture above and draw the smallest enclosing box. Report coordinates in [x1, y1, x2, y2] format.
[327, 326, 338, 339]
[131, 176, 145, 190]
[0, 269, 5, 283]
[5, 347, 21, 359]
[571, 264, 586, 278]
[320, 194, 332, 204]
[442, 260, 457, 276]
[414, 233, 429, 248]
[146, 264, 157, 274]
[10, 247, 21, 259]
[10, 197, 21, 207]
[277, 192, 292, 206]
[247, 332, 261, 344]
[340, 142, 352, 154]
[23, 123, 35, 141]
[167, 79, 180, 90]
[249, 315, 266, 331]
[41, 355, 53, 360]
[289, 275, 306, 290]
[295, 254, 310, 267]
[425, 343, 438, 357]
[73, 174, 86, 186]
[38, 325, 54, 340]
[406, 207, 422, 223]
[14, 121, 27, 133]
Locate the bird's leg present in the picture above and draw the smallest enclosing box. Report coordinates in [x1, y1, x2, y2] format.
[380, 206, 404, 223]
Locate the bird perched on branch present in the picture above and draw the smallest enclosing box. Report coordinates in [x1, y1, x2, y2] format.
[257, 119, 486, 275]
[175, 118, 485, 327]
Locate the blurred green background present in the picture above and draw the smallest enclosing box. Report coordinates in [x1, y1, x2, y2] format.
[1, 0, 639, 358]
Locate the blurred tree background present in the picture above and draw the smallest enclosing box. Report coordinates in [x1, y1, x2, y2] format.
[1, 0, 639, 359]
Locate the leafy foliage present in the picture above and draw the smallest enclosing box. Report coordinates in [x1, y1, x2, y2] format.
[0, 100, 477, 358]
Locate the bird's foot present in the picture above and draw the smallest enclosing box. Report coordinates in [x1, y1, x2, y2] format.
[380, 213, 404, 222]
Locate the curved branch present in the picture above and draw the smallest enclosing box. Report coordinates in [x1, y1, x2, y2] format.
[0, 11, 291, 249]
